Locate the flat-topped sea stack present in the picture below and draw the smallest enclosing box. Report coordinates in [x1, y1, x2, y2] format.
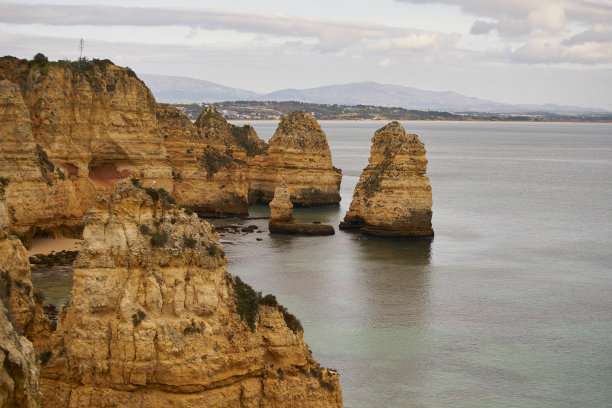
[247, 111, 342, 206]
[269, 181, 335, 236]
[39, 179, 342, 407]
[339, 121, 433, 237]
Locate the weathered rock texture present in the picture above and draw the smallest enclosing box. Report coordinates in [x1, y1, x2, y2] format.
[269, 180, 293, 223]
[0, 194, 52, 354]
[246, 111, 342, 206]
[157, 104, 249, 216]
[268, 181, 335, 236]
[0, 304, 40, 408]
[0, 194, 46, 407]
[39, 179, 342, 407]
[0, 54, 343, 242]
[340, 121, 433, 237]
[0, 55, 172, 244]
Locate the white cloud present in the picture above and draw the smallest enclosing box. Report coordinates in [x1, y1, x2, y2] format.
[377, 58, 393, 67]
[0, 2, 450, 54]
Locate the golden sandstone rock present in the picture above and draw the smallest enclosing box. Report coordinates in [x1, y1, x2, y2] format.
[0, 56, 341, 242]
[340, 121, 433, 237]
[0, 304, 40, 408]
[269, 180, 294, 223]
[246, 111, 342, 206]
[39, 179, 342, 407]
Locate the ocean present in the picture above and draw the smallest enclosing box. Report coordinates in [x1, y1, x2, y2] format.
[224, 121, 612, 408]
[30, 121, 612, 407]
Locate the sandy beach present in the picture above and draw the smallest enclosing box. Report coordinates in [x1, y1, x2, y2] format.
[27, 237, 83, 256]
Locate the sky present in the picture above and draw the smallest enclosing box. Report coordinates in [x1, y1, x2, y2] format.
[1, 0, 611, 110]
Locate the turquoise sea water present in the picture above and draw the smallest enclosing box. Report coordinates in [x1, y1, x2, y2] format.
[225, 121, 612, 408]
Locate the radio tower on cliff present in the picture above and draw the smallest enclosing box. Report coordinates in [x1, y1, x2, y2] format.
[79, 38, 84, 62]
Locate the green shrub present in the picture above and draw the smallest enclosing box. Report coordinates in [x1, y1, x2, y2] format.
[130, 177, 141, 188]
[144, 187, 160, 202]
[206, 244, 219, 256]
[150, 232, 168, 247]
[184, 208, 194, 215]
[233, 276, 261, 331]
[184, 236, 197, 249]
[198, 147, 233, 175]
[56, 168, 65, 180]
[139, 224, 150, 235]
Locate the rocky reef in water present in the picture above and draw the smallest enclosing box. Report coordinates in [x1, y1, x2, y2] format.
[246, 111, 342, 206]
[38, 179, 342, 407]
[339, 121, 433, 237]
[0, 54, 342, 244]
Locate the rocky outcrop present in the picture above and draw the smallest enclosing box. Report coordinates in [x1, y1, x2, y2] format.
[246, 111, 342, 206]
[0, 55, 172, 244]
[0, 193, 52, 354]
[0, 54, 343, 242]
[269, 181, 335, 236]
[0, 304, 40, 408]
[339, 121, 433, 237]
[39, 179, 342, 407]
[157, 104, 249, 217]
[269, 180, 294, 224]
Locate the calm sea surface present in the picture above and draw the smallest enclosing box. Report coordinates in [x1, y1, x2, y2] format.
[30, 121, 612, 407]
[225, 121, 612, 408]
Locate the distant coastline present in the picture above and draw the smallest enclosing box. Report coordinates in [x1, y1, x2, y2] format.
[174, 101, 612, 124]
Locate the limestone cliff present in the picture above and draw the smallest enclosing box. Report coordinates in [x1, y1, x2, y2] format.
[0, 304, 40, 408]
[40, 179, 342, 407]
[0, 54, 172, 244]
[157, 104, 249, 216]
[0, 193, 52, 353]
[339, 121, 433, 237]
[246, 111, 342, 206]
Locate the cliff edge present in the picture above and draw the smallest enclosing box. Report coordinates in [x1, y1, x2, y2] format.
[39, 179, 342, 407]
[339, 121, 433, 237]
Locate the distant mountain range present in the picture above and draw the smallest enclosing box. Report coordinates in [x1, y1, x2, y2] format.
[139, 74, 607, 113]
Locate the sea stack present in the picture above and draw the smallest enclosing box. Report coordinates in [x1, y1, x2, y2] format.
[269, 179, 294, 223]
[39, 179, 342, 407]
[339, 121, 433, 237]
[269, 180, 335, 236]
[246, 111, 342, 206]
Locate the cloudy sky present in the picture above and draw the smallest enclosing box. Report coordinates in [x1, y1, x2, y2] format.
[1, 0, 611, 109]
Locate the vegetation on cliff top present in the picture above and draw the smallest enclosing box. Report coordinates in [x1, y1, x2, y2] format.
[233, 276, 303, 333]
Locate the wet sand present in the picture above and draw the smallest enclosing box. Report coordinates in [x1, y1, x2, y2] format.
[27, 237, 83, 256]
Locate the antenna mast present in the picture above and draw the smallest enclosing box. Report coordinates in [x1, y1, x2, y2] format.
[79, 38, 84, 61]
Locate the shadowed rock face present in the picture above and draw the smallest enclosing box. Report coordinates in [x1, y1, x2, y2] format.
[340, 121, 433, 237]
[0, 304, 40, 408]
[246, 111, 342, 206]
[39, 179, 342, 408]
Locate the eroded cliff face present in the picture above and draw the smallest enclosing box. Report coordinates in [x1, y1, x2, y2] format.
[0, 194, 47, 408]
[39, 179, 342, 407]
[0, 55, 173, 244]
[0, 304, 40, 408]
[0, 193, 52, 354]
[246, 111, 342, 206]
[157, 104, 249, 216]
[340, 121, 433, 237]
